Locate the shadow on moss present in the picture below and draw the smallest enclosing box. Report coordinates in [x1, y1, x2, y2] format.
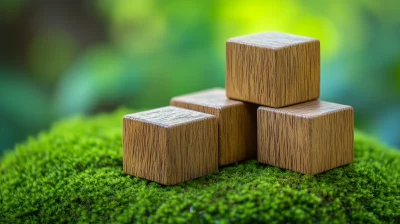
[1, 109, 399, 223]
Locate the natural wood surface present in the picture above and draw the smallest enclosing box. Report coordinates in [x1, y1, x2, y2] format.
[258, 100, 354, 174]
[123, 106, 218, 185]
[226, 32, 320, 108]
[171, 88, 258, 166]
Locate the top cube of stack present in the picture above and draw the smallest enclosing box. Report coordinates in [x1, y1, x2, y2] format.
[226, 32, 320, 108]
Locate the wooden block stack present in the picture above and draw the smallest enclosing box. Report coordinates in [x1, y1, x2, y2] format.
[123, 31, 354, 185]
[226, 32, 353, 174]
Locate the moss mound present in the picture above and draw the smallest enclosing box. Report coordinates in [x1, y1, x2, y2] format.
[1, 109, 399, 223]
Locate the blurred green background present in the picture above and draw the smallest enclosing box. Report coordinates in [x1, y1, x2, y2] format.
[0, 0, 399, 153]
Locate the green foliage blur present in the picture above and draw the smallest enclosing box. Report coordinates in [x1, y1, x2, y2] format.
[0, 0, 399, 153]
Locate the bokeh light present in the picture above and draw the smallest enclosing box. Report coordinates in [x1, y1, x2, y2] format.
[0, 0, 399, 153]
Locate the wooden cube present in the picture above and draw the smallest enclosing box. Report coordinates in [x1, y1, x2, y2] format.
[171, 88, 257, 166]
[123, 106, 218, 185]
[258, 101, 354, 174]
[226, 32, 320, 108]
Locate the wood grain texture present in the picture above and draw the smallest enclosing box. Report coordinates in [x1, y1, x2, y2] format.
[258, 100, 354, 174]
[171, 88, 257, 166]
[226, 32, 320, 108]
[123, 106, 218, 185]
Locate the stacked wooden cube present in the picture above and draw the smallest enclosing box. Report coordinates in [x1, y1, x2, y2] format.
[123, 32, 354, 185]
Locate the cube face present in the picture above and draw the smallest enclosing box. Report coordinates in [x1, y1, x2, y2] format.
[258, 101, 354, 174]
[257, 109, 312, 173]
[166, 121, 218, 184]
[310, 109, 354, 174]
[124, 106, 212, 127]
[226, 32, 320, 108]
[123, 119, 168, 183]
[123, 106, 218, 185]
[171, 88, 240, 109]
[171, 89, 257, 166]
[218, 104, 257, 165]
[226, 32, 319, 49]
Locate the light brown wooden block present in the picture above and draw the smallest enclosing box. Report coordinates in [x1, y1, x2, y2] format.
[123, 106, 218, 185]
[226, 32, 320, 108]
[258, 100, 354, 174]
[171, 88, 257, 166]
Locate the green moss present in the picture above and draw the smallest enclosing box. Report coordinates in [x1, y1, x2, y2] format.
[1, 109, 399, 223]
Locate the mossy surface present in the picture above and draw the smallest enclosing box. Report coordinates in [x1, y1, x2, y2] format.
[1, 109, 399, 223]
